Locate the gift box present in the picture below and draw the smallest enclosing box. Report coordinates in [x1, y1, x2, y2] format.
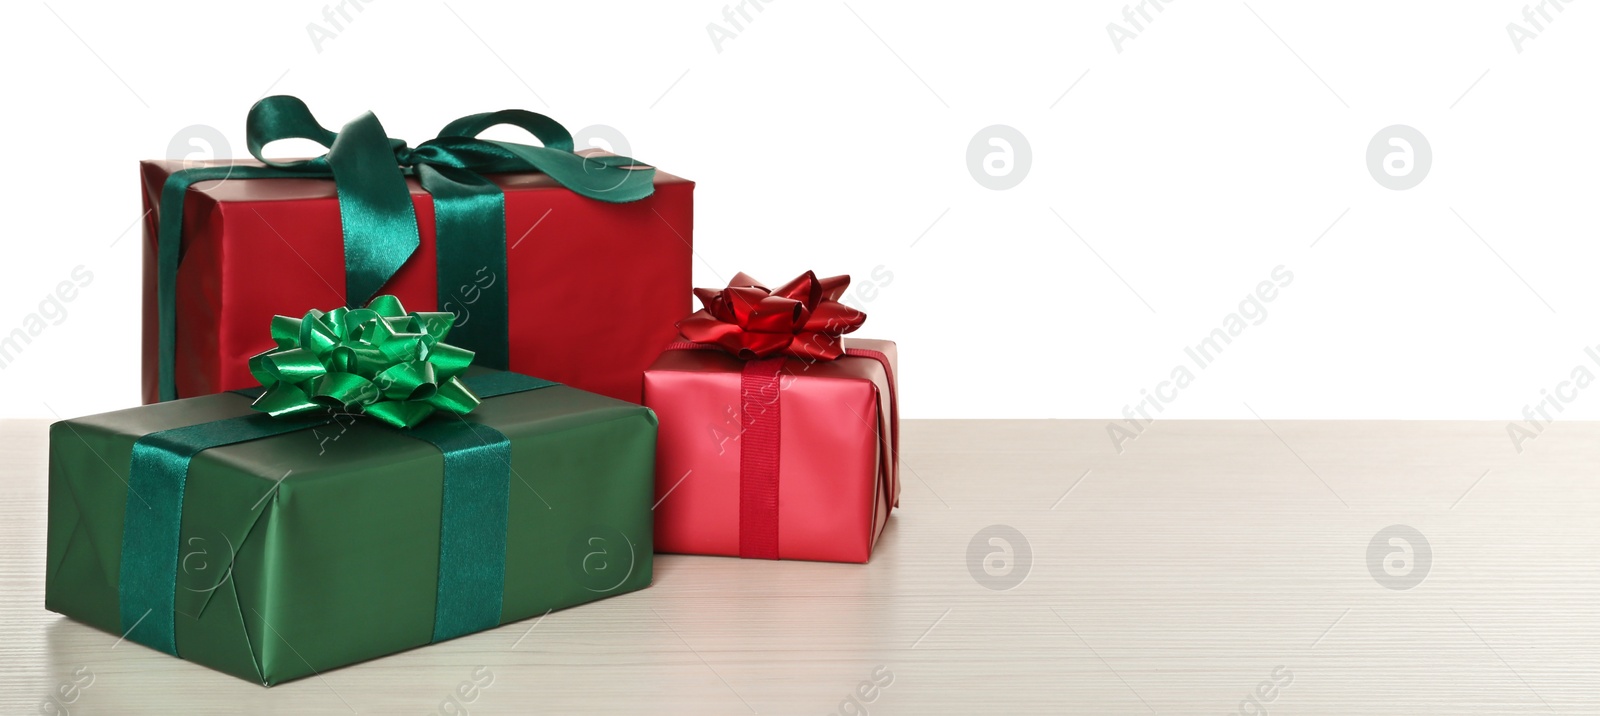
[47, 299, 657, 684]
[141, 96, 692, 406]
[643, 273, 899, 563]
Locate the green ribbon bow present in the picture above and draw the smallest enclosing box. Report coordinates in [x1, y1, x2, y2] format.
[156, 95, 657, 401]
[248, 295, 479, 429]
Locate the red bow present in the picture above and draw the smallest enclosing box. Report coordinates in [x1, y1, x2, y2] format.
[678, 271, 867, 360]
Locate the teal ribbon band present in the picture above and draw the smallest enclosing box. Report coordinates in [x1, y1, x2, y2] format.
[118, 411, 329, 654]
[426, 164, 509, 371]
[155, 96, 657, 401]
[408, 419, 511, 642]
[118, 371, 558, 655]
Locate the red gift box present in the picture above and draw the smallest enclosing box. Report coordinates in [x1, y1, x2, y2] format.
[644, 338, 899, 563]
[139, 157, 693, 405]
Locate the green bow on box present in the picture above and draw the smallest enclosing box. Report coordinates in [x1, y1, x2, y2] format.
[119, 294, 562, 657]
[247, 295, 479, 428]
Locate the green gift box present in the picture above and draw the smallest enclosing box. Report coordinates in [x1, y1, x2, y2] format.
[45, 371, 656, 685]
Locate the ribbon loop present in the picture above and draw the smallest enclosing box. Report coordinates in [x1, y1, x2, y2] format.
[245, 95, 339, 170]
[438, 109, 576, 152]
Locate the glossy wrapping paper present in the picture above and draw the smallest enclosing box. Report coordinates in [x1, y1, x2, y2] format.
[644, 338, 899, 563]
[138, 158, 693, 405]
[45, 384, 657, 685]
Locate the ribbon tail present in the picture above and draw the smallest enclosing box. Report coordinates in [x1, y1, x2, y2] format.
[483, 142, 655, 203]
[326, 111, 421, 308]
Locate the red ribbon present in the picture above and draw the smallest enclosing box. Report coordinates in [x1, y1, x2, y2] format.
[738, 357, 785, 559]
[669, 269, 884, 560]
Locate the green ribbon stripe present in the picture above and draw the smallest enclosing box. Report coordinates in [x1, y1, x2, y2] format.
[118, 371, 557, 655]
[156, 96, 656, 401]
[407, 419, 512, 642]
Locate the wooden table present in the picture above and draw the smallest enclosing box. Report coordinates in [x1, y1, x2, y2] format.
[4, 418, 1596, 714]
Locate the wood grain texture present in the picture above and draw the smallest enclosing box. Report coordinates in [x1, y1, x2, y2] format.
[4, 417, 1597, 715]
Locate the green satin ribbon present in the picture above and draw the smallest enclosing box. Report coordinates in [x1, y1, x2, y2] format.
[118, 370, 558, 655]
[155, 95, 657, 401]
[247, 295, 478, 429]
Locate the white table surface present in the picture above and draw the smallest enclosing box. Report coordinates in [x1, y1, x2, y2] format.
[3, 417, 1597, 714]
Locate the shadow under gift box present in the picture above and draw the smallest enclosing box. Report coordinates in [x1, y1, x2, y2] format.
[644, 339, 899, 564]
[139, 157, 694, 405]
[45, 380, 656, 685]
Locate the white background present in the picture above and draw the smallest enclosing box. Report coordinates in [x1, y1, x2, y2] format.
[2, 0, 1596, 426]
